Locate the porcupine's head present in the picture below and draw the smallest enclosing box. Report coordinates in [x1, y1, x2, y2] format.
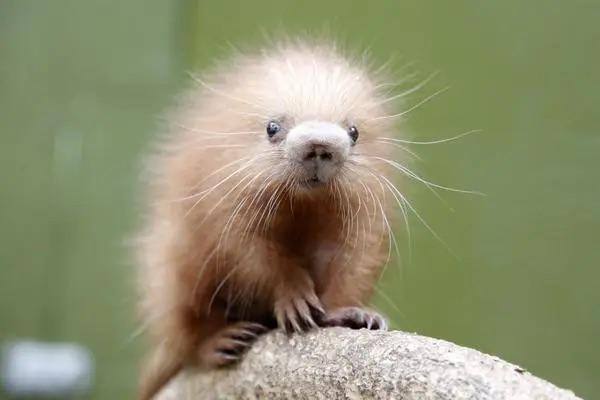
[172, 40, 412, 237]
[253, 44, 396, 189]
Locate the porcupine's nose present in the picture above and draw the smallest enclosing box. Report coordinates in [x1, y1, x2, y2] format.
[286, 121, 351, 183]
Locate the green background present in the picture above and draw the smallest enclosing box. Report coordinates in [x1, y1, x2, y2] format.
[1, 1, 599, 398]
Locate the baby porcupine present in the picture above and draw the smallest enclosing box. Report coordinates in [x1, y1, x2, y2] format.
[136, 40, 406, 399]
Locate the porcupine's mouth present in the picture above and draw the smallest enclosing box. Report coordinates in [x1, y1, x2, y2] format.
[300, 175, 326, 189]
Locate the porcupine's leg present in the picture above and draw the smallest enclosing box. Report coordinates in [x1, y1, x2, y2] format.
[139, 313, 269, 399]
[197, 319, 269, 367]
[316, 256, 388, 331]
[269, 256, 325, 333]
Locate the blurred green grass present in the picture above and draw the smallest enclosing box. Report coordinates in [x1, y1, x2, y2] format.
[1, 1, 599, 398]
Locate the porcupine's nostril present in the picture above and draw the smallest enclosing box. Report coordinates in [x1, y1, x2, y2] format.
[305, 149, 317, 160]
[319, 151, 333, 161]
[303, 145, 334, 162]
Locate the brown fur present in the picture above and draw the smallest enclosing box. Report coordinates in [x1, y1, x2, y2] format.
[135, 40, 401, 399]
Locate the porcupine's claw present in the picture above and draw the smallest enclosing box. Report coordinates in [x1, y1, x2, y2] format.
[199, 322, 269, 367]
[274, 283, 325, 334]
[320, 307, 388, 331]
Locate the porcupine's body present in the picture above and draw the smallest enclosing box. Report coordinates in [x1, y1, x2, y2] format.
[136, 41, 402, 399]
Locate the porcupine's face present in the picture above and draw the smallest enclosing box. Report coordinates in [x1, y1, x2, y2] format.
[250, 44, 394, 192]
[186, 43, 397, 207]
[267, 118, 353, 186]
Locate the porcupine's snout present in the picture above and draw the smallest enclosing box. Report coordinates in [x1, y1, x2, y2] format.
[285, 121, 351, 185]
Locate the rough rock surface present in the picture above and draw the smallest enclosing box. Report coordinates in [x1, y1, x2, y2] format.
[157, 328, 581, 400]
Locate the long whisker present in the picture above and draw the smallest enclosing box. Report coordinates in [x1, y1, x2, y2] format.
[174, 123, 262, 136]
[361, 154, 450, 210]
[372, 285, 405, 318]
[377, 129, 482, 145]
[376, 172, 457, 259]
[207, 266, 238, 316]
[366, 156, 484, 196]
[240, 170, 280, 241]
[373, 139, 422, 160]
[264, 173, 294, 232]
[191, 246, 219, 305]
[378, 176, 412, 264]
[369, 86, 450, 121]
[251, 187, 277, 241]
[172, 155, 255, 203]
[353, 175, 376, 235]
[214, 173, 267, 262]
[217, 172, 262, 262]
[183, 161, 256, 217]
[257, 179, 286, 237]
[341, 180, 354, 248]
[189, 73, 268, 112]
[237, 111, 270, 119]
[372, 69, 418, 91]
[357, 168, 402, 266]
[182, 152, 277, 215]
[199, 172, 257, 226]
[203, 172, 269, 271]
[195, 144, 248, 149]
[345, 164, 396, 268]
[377, 191, 399, 267]
[349, 163, 409, 266]
[375, 173, 411, 258]
[374, 71, 440, 107]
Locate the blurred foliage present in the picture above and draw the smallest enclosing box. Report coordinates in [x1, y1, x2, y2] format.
[1, 1, 599, 399]
[0, 1, 184, 398]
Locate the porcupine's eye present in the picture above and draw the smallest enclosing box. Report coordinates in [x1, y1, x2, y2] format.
[266, 121, 281, 137]
[348, 125, 359, 143]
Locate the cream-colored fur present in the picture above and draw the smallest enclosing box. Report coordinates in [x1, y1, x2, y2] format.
[135, 40, 403, 399]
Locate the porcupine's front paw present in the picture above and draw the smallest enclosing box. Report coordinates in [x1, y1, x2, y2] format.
[198, 322, 268, 368]
[321, 307, 388, 331]
[274, 280, 325, 334]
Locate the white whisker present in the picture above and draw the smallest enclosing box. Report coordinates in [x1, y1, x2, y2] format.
[373, 139, 422, 160]
[367, 156, 484, 196]
[376, 172, 456, 258]
[377, 129, 482, 145]
[372, 285, 405, 317]
[189, 73, 268, 112]
[197, 144, 247, 149]
[374, 71, 440, 107]
[207, 266, 238, 316]
[183, 163, 253, 217]
[369, 86, 450, 121]
[174, 123, 261, 136]
[170, 156, 252, 202]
